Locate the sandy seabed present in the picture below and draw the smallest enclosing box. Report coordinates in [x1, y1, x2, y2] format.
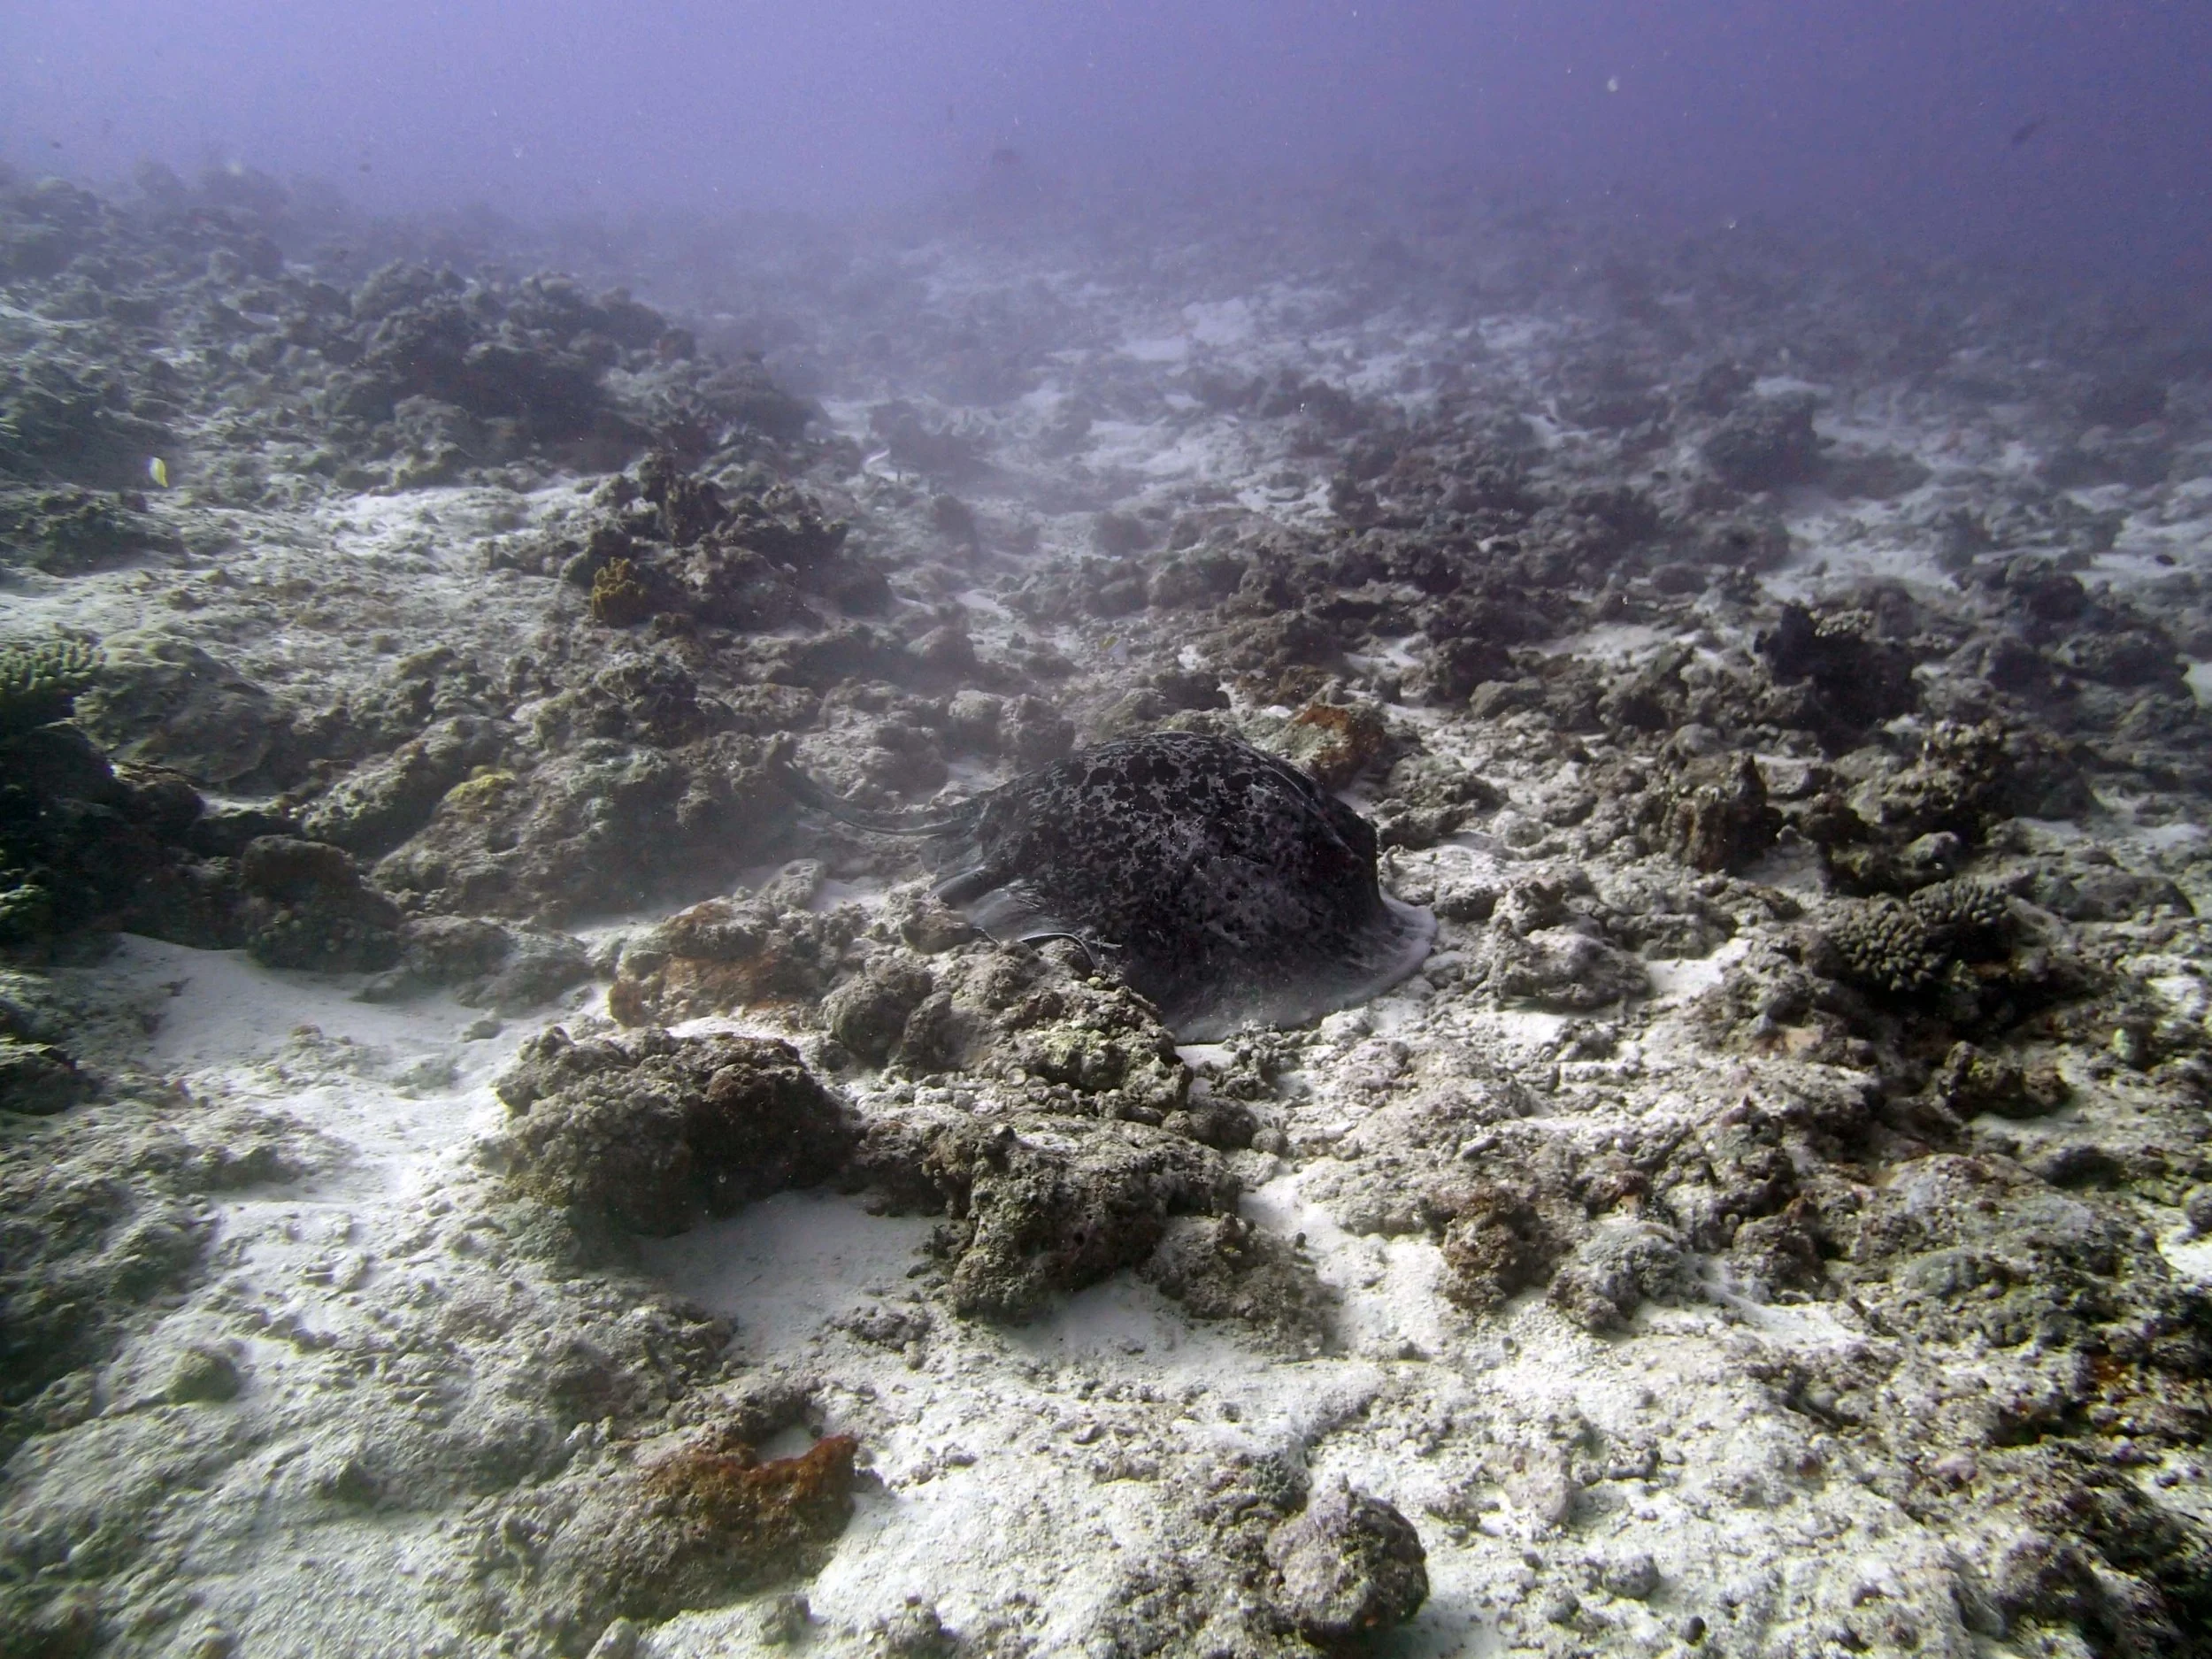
[4, 169, 2212, 1658]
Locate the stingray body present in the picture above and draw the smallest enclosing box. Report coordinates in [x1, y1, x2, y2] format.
[780, 732, 1436, 1040]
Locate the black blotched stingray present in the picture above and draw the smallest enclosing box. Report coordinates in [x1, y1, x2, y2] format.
[776, 732, 1435, 1041]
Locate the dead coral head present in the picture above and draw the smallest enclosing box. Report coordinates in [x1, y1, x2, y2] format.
[489, 1026, 856, 1233]
[1263, 1479, 1430, 1642]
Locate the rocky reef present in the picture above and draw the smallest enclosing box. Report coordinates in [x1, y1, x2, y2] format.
[3, 162, 2211, 1657]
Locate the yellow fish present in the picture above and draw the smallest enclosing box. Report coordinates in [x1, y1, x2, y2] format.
[148, 457, 169, 488]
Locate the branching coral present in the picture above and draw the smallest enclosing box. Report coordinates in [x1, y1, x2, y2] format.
[1825, 897, 1950, 996]
[0, 637, 99, 733]
[1908, 876, 2013, 958]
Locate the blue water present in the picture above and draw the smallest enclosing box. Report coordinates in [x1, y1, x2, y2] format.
[4, 1, 2208, 287]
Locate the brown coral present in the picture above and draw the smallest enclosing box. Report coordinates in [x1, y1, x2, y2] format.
[1436, 1181, 1564, 1311]
[1276, 699, 1391, 789]
[638, 1432, 858, 1581]
[1137, 1213, 1332, 1353]
[918, 1118, 1236, 1320]
[589, 556, 653, 626]
[541, 1432, 858, 1646]
[1909, 875, 2014, 956]
[608, 897, 860, 1026]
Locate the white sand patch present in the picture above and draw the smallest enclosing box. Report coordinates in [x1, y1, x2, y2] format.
[1248, 1171, 1457, 1363]
[2158, 1226, 2212, 1285]
[2139, 821, 2208, 851]
[104, 933, 518, 1178]
[1643, 939, 1747, 1002]
[1120, 334, 1191, 365]
[2, 480, 566, 727]
[1478, 315, 1555, 356]
[1540, 621, 1673, 663]
[1182, 296, 1254, 346]
[640, 1193, 937, 1364]
[643, 1187, 1450, 1655]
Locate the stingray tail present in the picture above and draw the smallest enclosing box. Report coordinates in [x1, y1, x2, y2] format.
[770, 738, 979, 836]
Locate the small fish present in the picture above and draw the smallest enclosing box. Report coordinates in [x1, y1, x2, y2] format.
[2009, 115, 2047, 148]
[147, 457, 169, 488]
